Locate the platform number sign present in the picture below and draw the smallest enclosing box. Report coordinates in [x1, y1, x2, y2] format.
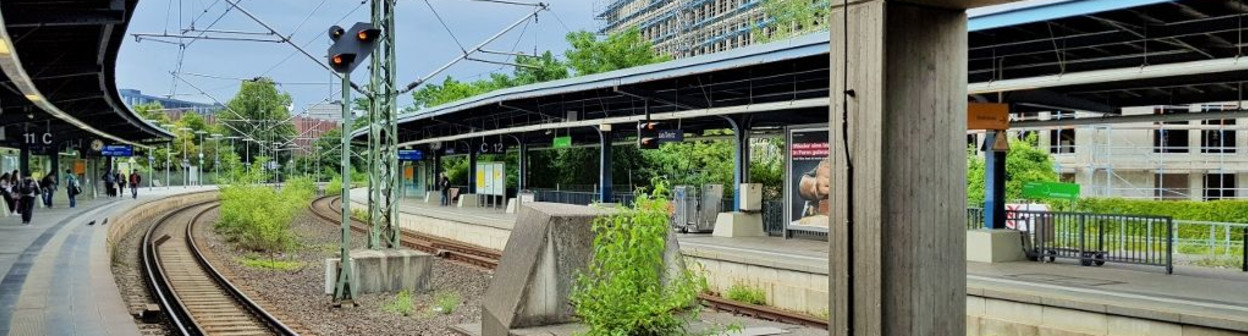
[478, 142, 507, 154]
[23, 132, 52, 145]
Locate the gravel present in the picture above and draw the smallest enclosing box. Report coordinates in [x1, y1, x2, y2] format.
[195, 210, 491, 336]
[109, 211, 172, 336]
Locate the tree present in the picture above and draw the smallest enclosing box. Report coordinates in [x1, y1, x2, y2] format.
[755, 0, 830, 43]
[564, 27, 669, 76]
[219, 78, 295, 160]
[967, 134, 1059, 206]
[513, 51, 569, 85]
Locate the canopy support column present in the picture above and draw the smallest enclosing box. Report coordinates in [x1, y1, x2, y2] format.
[984, 131, 1007, 229]
[598, 128, 613, 203]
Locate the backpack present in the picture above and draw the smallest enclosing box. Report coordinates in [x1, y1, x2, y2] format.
[18, 179, 36, 196]
[130, 174, 141, 185]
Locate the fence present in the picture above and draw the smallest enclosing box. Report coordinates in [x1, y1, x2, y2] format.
[1007, 210, 1174, 273]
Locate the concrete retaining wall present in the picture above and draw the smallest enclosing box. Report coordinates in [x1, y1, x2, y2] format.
[106, 191, 218, 251]
[967, 296, 1246, 336]
[685, 256, 829, 317]
[350, 200, 511, 251]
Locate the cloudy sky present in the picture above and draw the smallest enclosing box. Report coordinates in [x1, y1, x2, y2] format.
[116, 0, 600, 113]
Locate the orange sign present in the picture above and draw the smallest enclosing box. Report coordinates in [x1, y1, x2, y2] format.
[73, 160, 86, 175]
[968, 103, 1009, 130]
[403, 166, 414, 179]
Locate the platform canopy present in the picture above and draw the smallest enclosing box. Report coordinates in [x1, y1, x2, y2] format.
[355, 0, 1248, 148]
[0, 0, 174, 151]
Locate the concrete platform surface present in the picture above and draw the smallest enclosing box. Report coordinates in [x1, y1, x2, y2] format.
[0, 186, 216, 336]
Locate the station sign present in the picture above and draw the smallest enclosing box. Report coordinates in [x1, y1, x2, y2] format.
[1022, 181, 1080, 201]
[397, 149, 424, 161]
[967, 103, 1009, 130]
[656, 129, 683, 142]
[101, 145, 133, 157]
[477, 142, 507, 154]
[552, 136, 572, 148]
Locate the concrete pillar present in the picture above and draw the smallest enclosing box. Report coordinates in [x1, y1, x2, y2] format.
[468, 148, 477, 194]
[50, 144, 60, 180]
[18, 144, 29, 175]
[829, 1, 969, 335]
[984, 131, 1006, 229]
[1189, 172, 1203, 201]
[598, 129, 613, 203]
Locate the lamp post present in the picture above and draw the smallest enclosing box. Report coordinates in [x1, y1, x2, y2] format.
[161, 124, 176, 190]
[195, 130, 207, 186]
[243, 138, 254, 171]
[178, 127, 192, 188]
[211, 134, 222, 184]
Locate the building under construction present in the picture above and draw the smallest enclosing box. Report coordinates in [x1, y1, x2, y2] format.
[596, 0, 773, 58]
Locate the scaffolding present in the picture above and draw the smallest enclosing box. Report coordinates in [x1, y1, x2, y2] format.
[595, 0, 769, 58]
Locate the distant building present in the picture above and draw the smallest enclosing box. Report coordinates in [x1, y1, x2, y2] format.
[119, 89, 224, 116]
[596, 0, 773, 58]
[292, 115, 338, 156]
[305, 102, 343, 122]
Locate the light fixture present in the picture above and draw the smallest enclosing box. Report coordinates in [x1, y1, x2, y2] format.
[0, 40, 9, 55]
[23, 94, 40, 102]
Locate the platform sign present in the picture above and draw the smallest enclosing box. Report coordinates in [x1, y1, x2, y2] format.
[968, 103, 1009, 130]
[784, 125, 831, 233]
[491, 162, 505, 196]
[1022, 181, 1080, 201]
[397, 149, 424, 161]
[475, 163, 487, 193]
[552, 136, 572, 148]
[100, 145, 133, 157]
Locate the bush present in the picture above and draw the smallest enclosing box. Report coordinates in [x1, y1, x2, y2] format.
[724, 282, 767, 305]
[326, 175, 342, 196]
[217, 176, 317, 252]
[570, 181, 705, 336]
[382, 290, 415, 316]
[432, 291, 460, 315]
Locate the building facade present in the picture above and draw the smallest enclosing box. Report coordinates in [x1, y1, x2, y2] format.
[119, 89, 224, 116]
[292, 115, 337, 156]
[596, 0, 771, 58]
[974, 104, 1248, 201]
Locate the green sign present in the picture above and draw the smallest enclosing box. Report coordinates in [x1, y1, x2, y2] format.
[1022, 181, 1080, 201]
[552, 136, 572, 148]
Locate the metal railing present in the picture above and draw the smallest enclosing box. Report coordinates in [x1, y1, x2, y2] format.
[1009, 210, 1174, 273]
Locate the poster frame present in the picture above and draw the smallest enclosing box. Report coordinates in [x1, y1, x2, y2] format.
[784, 124, 831, 236]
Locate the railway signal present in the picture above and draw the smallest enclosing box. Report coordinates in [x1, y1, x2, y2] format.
[638, 121, 662, 149]
[326, 23, 381, 74]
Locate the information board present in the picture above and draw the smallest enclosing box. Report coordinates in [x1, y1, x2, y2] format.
[492, 162, 505, 195]
[101, 145, 133, 157]
[784, 125, 830, 233]
[397, 149, 424, 161]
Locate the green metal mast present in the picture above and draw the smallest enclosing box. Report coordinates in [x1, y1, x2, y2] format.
[333, 73, 357, 305]
[367, 0, 400, 249]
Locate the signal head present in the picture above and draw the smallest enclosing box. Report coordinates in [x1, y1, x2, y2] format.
[329, 25, 345, 41]
[356, 28, 381, 42]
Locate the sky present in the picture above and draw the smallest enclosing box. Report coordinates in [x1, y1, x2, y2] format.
[116, 0, 601, 114]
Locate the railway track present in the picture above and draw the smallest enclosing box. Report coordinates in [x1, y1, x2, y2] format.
[309, 195, 501, 269]
[142, 201, 303, 336]
[309, 195, 827, 330]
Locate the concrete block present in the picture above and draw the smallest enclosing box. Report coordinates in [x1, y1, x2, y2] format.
[458, 194, 480, 208]
[986, 298, 1043, 325]
[506, 198, 518, 213]
[1180, 326, 1248, 336]
[1041, 306, 1107, 335]
[1107, 316, 1182, 336]
[324, 248, 432, 295]
[712, 212, 765, 237]
[481, 202, 686, 335]
[967, 229, 1027, 263]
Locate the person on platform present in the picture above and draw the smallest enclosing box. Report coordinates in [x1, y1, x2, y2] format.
[1, 173, 13, 215]
[9, 171, 22, 215]
[39, 172, 56, 208]
[64, 169, 79, 208]
[439, 173, 451, 206]
[102, 170, 115, 197]
[129, 171, 142, 199]
[17, 174, 39, 225]
[116, 170, 125, 197]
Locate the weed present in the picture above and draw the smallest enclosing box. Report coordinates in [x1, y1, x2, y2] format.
[236, 255, 305, 271]
[382, 290, 416, 316]
[724, 282, 767, 305]
[431, 291, 460, 315]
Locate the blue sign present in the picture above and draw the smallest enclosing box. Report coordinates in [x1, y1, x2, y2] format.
[398, 149, 424, 161]
[101, 145, 133, 157]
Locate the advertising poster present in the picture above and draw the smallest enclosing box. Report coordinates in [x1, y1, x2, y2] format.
[481, 163, 494, 196]
[475, 163, 486, 194]
[492, 162, 505, 196]
[786, 126, 830, 232]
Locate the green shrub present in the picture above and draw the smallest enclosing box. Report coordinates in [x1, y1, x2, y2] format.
[382, 290, 416, 316]
[326, 175, 343, 196]
[351, 208, 370, 222]
[724, 282, 767, 305]
[432, 291, 460, 315]
[217, 176, 317, 252]
[570, 181, 706, 336]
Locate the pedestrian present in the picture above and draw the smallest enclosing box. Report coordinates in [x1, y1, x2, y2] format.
[64, 169, 79, 208]
[17, 174, 39, 225]
[39, 172, 56, 208]
[102, 170, 115, 197]
[439, 173, 451, 206]
[1, 173, 13, 215]
[129, 171, 142, 199]
[116, 170, 125, 198]
[11, 171, 23, 215]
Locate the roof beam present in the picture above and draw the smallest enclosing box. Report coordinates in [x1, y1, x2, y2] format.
[4, 9, 125, 28]
[969, 56, 1248, 94]
[613, 86, 707, 110]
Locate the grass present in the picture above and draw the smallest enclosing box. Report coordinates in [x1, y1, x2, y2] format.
[431, 291, 460, 315]
[724, 282, 767, 306]
[383, 290, 416, 316]
[351, 208, 370, 222]
[236, 255, 305, 271]
[1192, 255, 1245, 269]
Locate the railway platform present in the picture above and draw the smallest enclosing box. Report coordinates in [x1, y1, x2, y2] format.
[0, 186, 215, 336]
[355, 190, 1248, 334]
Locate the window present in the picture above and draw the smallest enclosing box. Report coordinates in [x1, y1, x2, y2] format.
[1048, 111, 1076, 154]
[1154, 173, 1190, 200]
[1203, 173, 1237, 200]
[1153, 108, 1190, 153]
[1201, 118, 1237, 154]
[1060, 173, 1076, 183]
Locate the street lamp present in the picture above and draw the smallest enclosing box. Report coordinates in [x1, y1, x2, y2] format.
[178, 127, 192, 188]
[161, 123, 176, 190]
[211, 133, 222, 184]
[195, 130, 207, 186]
[243, 138, 255, 171]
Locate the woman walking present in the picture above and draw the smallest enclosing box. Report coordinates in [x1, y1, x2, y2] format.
[17, 175, 39, 225]
[1, 173, 14, 215]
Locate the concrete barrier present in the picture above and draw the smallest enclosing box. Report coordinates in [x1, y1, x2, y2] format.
[106, 191, 218, 251]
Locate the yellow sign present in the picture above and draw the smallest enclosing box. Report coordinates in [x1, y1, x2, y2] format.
[476, 169, 486, 189]
[968, 103, 1009, 130]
